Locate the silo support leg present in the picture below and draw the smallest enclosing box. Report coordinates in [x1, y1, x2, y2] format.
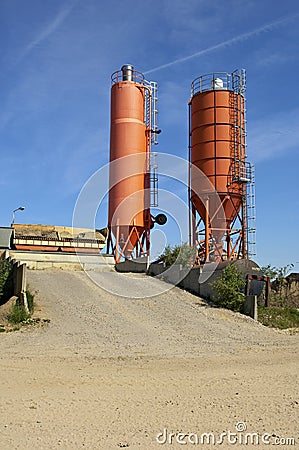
[115, 221, 120, 263]
[226, 233, 231, 259]
[205, 197, 210, 262]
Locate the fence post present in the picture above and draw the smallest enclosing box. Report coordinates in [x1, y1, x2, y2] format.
[244, 295, 258, 320]
[265, 277, 270, 307]
[13, 260, 20, 296]
[16, 263, 29, 314]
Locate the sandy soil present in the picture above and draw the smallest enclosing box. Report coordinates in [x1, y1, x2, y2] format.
[0, 270, 298, 449]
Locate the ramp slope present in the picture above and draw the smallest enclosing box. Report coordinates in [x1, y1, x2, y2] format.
[7, 269, 293, 358]
[0, 270, 298, 449]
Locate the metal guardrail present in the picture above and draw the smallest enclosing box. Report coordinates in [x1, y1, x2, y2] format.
[111, 69, 159, 146]
[14, 235, 105, 244]
[111, 69, 145, 85]
[191, 69, 246, 97]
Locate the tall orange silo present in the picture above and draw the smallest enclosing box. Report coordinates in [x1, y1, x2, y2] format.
[189, 70, 255, 262]
[107, 65, 159, 262]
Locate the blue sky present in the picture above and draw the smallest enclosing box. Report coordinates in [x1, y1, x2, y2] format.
[0, 0, 298, 271]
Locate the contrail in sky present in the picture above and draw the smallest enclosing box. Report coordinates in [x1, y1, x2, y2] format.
[16, 0, 79, 64]
[144, 12, 299, 75]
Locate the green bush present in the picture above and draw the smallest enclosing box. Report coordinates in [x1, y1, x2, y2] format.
[9, 303, 29, 324]
[0, 259, 13, 301]
[160, 243, 197, 268]
[211, 264, 245, 312]
[26, 290, 34, 313]
[8, 292, 34, 325]
[258, 306, 299, 329]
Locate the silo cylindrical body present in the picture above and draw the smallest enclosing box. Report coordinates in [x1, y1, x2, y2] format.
[190, 89, 245, 224]
[189, 70, 248, 261]
[108, 66, 151, 258]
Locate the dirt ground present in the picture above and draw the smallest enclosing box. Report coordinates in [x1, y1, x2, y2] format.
[0, 270, 298, 449]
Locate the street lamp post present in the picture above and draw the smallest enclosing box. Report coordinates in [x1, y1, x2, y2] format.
[11, 206, 25, 225]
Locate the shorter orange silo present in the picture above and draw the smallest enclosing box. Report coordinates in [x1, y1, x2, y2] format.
[189, 70, 254, 262]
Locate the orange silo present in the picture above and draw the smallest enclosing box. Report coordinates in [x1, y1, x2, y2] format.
[189, 70, 255, 262]
[107, 65, 159, 262]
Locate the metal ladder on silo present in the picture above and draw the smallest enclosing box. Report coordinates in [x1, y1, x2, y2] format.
[144, 88, 151, 129]
[149, 82, 159, 206]
[247, 163, 257, 258]
[236, 161, 256, 258]
[231, 72, 257, 258]
[150, 152, 158, 207]
[231, 70, 246, 183]
[144, 81, 159, 144]
[150, 81, 159, 145]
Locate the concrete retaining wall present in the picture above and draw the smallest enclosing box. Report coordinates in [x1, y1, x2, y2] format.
[0, 227, 13, 249]
[1, 251, 28, 312]
[116, 260, 148, 273]
[9, 251, 115, 272]
[148, 260, 263, 300]
[148, 263, 201, 295]
[180, 267, 202, 295]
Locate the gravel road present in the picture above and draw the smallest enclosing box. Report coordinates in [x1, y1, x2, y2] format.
[0, 269, 298, 449]
[1, 269, 295, 358]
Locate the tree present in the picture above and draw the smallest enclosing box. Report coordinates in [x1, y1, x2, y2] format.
[211, 264, 245, 312]
[261, 263, 294, 305]
[261, 264, 279, 281]
[261, 263, 294, 281]
[261, 264, 294, 306]
[0, 259, 13, 301]
[160, 243, 197, 268]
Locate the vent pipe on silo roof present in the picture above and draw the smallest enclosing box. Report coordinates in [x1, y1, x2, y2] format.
[121, 64, 134, 81]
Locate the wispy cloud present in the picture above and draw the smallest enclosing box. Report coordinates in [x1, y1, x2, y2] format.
[144, 11, 299, 74]
[248, 109, 299, 163]
[16, 0, 79, 64]
[256, 51, 299, 68]
[159, 81, 186, 127]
